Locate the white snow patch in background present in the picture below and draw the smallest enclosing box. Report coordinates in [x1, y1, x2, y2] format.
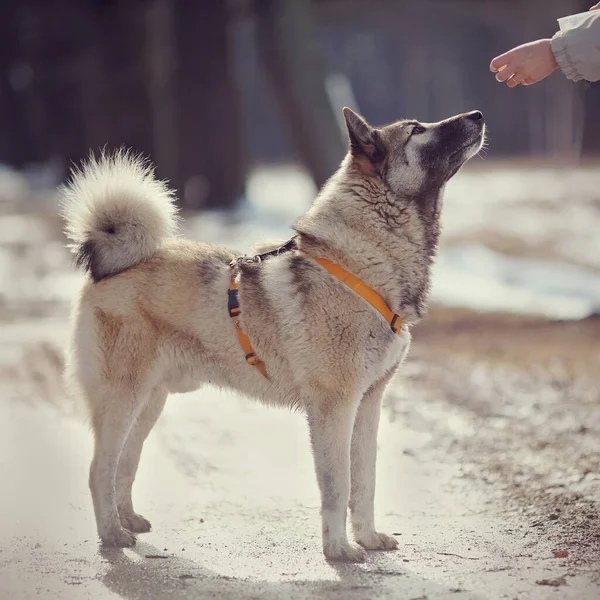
[431, 244, 600, 320]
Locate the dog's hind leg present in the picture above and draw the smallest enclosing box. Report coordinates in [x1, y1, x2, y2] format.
[116, 387, 168, 533]
[307, 395, 366, 562]
[349, 372, 398, 551]
[89, 390, 149, 547]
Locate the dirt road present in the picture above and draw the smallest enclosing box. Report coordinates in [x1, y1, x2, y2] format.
[1, 307, 599, 600]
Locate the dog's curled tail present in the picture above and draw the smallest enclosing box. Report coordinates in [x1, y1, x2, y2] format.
[60, 150, 178, 282]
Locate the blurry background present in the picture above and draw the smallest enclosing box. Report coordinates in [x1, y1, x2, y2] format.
[0, 0, 599, 208]
[1, 0, 600, 320]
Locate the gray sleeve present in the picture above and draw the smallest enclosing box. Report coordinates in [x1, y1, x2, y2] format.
[551, 11, 600, 82]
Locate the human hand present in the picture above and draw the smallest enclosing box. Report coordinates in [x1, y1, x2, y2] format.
[490, 39, 558, 87]
[590, 3, 600, 9]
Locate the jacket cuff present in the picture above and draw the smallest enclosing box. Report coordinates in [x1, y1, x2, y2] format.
[551, 32, 584, 82]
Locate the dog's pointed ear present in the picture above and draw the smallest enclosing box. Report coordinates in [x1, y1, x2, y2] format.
[342, 107, 386, 163]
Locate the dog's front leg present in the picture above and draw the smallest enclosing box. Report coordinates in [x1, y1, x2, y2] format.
[307, 397, 366, 562]
[349, 373, 399, 551]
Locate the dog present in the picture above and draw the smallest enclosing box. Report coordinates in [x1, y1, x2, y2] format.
[61, 107, 485, 562]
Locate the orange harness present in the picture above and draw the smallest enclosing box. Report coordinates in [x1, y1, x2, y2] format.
[228, 274, 268, 378]
[228, 249, 403, 379]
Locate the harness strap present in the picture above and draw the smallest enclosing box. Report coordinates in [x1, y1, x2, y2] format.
[228, 274, 268, 378]
[227, 245, 403, 379]
[312, 256, 403, 334]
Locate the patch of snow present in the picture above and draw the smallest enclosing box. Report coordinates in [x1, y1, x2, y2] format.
[432, 243, 600, 320]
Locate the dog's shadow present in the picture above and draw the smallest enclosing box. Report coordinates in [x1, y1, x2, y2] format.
[100, 541, 235, 599]
[100, 541, 483, 600]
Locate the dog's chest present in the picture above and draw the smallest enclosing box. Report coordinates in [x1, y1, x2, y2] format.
[363, 324, 411, 385]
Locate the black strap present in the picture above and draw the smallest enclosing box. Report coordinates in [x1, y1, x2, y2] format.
[230, 236, 297, 268]
[227, 287, 240, 317]
[254, 237, 297, 262]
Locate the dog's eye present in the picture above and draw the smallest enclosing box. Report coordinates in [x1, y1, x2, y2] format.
[412, 125, 426, 135]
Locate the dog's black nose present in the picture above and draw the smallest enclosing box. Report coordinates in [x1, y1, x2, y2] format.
[466, 110, 483, 120]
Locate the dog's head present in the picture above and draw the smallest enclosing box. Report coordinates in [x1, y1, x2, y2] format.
[343, 107, 485, 201]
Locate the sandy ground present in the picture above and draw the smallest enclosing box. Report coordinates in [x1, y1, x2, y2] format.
[1, 163, 599, 599]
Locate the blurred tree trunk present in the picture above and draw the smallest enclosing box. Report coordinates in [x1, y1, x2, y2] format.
[255, 0, 345, 188]
[12, 0, 86, 167]
[0, 1, 35, 167]
[571, 0, 599, 154]
[171, 0, 245, 210]
[582, 85, 600, 154]
[574, 1, 600, 155]
[145, 0, 179, 191]
[77, 0, 153, 160]
[402, 3, 432, 120]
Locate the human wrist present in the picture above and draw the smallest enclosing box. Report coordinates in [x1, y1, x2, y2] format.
[543, 38, 559, 70]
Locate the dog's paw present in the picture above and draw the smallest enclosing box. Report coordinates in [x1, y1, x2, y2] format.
[100, 525, 137, 548]
[355, 531, 399, 551]
[120, 511, 151, 534]
[323, 539, 367, 563]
